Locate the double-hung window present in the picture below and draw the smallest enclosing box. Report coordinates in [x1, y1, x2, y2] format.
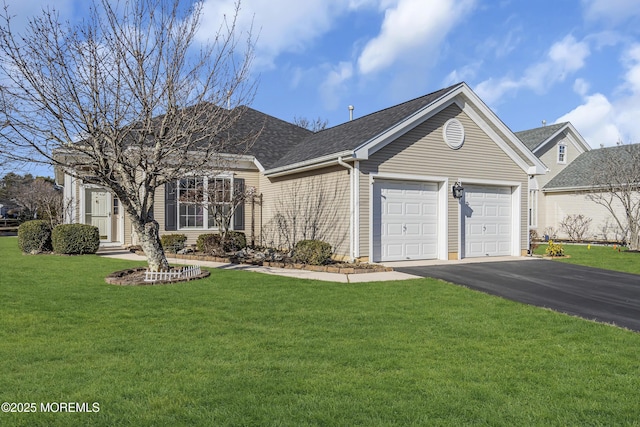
[177, 176, 232, 229]
[557, 144, 566, 164]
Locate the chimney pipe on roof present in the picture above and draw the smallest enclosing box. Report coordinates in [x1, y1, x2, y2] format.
[348, 105, 354, 121]
[541, 120, 547, 127]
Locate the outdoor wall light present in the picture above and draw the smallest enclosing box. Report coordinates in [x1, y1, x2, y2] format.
[452, 181, 464, 199]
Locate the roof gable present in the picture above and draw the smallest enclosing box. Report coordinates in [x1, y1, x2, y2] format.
[544, 144, 640, 190]
[515, 122, 567, 151]
[267, 84, 461, 170]
[515, 122, 591, 157]
[264, 82, 546, 176]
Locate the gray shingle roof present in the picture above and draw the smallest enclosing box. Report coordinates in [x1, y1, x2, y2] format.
[544, 144, 640, 189]
[515, 122, 567, 151]
[267, 83, 464, 170]
[219, 107, 313, 169]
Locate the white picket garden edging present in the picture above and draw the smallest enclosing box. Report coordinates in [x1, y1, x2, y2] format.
[144, 265, 202, 282]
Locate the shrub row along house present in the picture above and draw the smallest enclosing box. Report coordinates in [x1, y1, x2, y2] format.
[55, 82, 636, 262]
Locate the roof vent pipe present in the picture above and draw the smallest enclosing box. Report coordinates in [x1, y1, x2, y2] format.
[348, 105, 354, 121]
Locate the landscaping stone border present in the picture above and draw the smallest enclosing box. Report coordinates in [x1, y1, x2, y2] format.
[146, 251, 394, 274]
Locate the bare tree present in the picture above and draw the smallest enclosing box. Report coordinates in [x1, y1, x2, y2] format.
[559, 214, 592, 242]
[1, 174, 63, 226]
[292, 116, 329, 133]
[262, 176, 347, 252]
[0, 0, 256, 270]
[587, 144, 640, 250]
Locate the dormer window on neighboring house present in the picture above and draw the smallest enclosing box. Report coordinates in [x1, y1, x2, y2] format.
[557, 143, 566, 164]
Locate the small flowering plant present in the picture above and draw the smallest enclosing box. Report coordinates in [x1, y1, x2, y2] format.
[545, 240, 565, 257]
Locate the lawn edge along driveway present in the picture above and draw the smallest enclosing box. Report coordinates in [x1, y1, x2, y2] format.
[396, 259, 640, 332]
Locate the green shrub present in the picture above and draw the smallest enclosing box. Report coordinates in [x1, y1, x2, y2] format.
[545, 240, 565, 257]
[225, 231, 247, 252]
[18, 220, 52, 254]
[293, 240, 332, 265]
[196, 231, 246, 254]
[52, 224, 100, 255]
[160, 234, 187, 253]
[196, 233, 221, 255]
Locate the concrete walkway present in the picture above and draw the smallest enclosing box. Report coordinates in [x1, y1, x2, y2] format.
[98, 249, 541, 283]
[96, 249, 422, 283]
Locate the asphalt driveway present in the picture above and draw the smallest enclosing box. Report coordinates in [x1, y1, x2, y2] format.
[396, 259, 640, 332]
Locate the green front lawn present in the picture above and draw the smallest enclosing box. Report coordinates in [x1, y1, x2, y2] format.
[534, 242, 640, 275]
[1, 237, 639, 426]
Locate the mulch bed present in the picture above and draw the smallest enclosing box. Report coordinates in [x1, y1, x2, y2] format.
[105, 267, 210, 286]
[162, 252, 393, 274]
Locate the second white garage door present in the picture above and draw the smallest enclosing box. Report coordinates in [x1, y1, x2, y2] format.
[463, 185, 512, 258]
[373, 180, 439, 261]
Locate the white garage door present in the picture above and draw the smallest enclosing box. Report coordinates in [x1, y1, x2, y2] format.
[463, 185, 512, 258]
[373, 180, 439, 262]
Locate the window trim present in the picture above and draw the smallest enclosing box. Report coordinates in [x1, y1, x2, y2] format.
[176, 175, 234, 231]
[557, 143, 567, 164]
[528, 189, 538, 228]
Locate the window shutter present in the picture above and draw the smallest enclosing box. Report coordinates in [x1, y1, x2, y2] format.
[165, 181, 177, 231]
[233, 178, 245, 231]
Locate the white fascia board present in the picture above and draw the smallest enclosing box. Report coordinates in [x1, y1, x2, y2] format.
[253, 158, 265, 172]
[531, 123, 591, 156]
[531, 125, 568, 155]
[353, 85, 464, 160]
[352, 83, 547, 175]
[458, 86, 547, 175]
[458, 177, 522, 187]
[263, 150, 353, 177]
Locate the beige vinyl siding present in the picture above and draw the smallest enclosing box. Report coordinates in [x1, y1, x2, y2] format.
[542, 191, 627, 241]
[460, 93, 536, 169]
[260, 165, 351, 257]
[153, 169, 261, 247]
[359, 104, 529, 257]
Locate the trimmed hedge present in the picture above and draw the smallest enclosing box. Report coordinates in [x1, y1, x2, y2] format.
[18, 220, 52, 254]
[160, 234, 187, 253]
[52, 224, 100, 254]
[225, 231, 247, 252]
[196, 231, 246, 254]
[293, 240, 332, 265]
[196, 233, 221, 255]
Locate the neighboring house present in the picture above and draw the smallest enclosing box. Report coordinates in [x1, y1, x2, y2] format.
[516, 122, 635, 242]
[58, 82, 547, 262]
[514, 122, 591, 233]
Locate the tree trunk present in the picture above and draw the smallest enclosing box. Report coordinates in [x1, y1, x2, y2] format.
[629, 225, 640, 251]
[133, 220, 170, 271]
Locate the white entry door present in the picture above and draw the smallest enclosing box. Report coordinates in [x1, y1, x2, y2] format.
[87, 189, 111, 241]
[462, 185, 512, 257]
[373, 180, 439, 261]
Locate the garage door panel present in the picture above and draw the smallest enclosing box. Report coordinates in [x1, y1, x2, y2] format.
[464, 185, 512, 258]
[405, 202, 421, 215]
[374, 180, 439, 262]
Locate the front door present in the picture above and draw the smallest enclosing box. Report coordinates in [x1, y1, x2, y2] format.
[86, 189, 111, 241]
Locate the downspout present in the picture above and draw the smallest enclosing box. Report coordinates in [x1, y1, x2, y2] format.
[337, 156, 355, 262]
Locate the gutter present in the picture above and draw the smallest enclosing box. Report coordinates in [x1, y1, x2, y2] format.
[338, 156, 356, 262]
[264, 150, 354, 177]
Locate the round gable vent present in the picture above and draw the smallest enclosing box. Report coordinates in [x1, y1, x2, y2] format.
[443, 118, 465, 150]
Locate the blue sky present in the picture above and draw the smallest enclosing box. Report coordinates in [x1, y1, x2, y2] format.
[6, 0, 640, 176]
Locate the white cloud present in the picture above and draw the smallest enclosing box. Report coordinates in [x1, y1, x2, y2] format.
[197, 0, 351, 69]
[357, 0, 477, 75]
[320, 61, 354, 110]
[556, 92, 620, 147]
[582, 0, 640, 24]
[557, 44, 640, 147]
[443, 62, 482, 86]
[474, 35, 590, 105]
